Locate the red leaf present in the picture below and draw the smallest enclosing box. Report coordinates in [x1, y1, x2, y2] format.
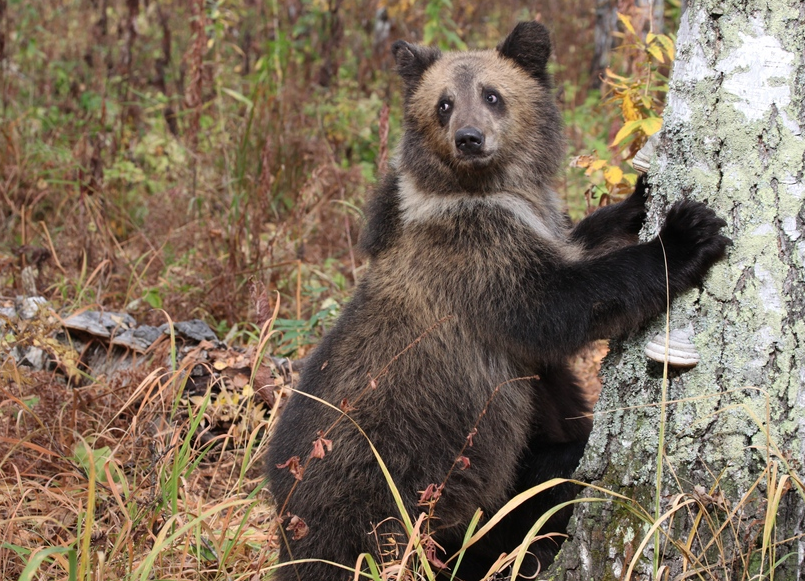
[418, 483, 444, 506]
[310, 431, 333, 459]
[276, 456, 305, 481]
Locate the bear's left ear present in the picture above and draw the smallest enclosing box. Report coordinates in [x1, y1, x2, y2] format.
[497, 21, 552, 79]
[392, 41, 441, 91]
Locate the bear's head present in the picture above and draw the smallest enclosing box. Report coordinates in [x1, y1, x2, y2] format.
[391, 22, 564, 194]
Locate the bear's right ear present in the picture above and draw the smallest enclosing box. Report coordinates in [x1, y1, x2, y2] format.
[497, 21, 552, 79]
[391, 41, 441, 90]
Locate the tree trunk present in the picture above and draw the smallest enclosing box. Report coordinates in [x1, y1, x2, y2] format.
[550, 2, 805, 580]
[589, 0, 618, 89]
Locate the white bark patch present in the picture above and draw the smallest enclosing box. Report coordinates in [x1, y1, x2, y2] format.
[754, 264, 782, 313]
[782, 217, 800, 241]
[716, 32, 794, 122]
[780, 110, 802, 137]
[611, 557, 622, 579]
[665, 9, 712, 124]
[580, 543, 592, 573]
[665, 92, 692, 123]
[674, 9, 713, 83]
[747, 326, 778, 378]
[785, 178, 805, 200]
[752, 223, 775, 237]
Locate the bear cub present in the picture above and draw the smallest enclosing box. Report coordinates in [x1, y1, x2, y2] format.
[266, 21, 729, 581]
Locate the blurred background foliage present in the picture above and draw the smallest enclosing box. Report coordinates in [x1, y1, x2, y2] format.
[0, 0, 680, 356]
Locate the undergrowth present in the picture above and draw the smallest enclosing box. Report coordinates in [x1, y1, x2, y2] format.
[0, 0, 673, 339]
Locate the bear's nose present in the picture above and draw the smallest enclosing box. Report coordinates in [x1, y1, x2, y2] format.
[455, 127, 485, 154]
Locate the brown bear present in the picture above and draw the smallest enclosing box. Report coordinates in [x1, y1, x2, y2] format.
[266, 21, 729, 581]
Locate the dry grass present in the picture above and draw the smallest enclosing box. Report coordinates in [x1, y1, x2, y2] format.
[0, 331, 283, 581]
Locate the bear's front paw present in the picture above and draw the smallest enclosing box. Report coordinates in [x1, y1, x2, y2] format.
[659, 200, 731, 281]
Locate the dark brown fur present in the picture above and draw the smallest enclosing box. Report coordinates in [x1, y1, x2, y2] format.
[266, 21, 729, 581]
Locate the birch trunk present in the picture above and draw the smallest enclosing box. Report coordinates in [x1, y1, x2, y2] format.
[549, 2, 805, 579]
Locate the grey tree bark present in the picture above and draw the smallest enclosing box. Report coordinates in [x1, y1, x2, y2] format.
[590, 0, 618, 89]
[549, 2, 805, 580]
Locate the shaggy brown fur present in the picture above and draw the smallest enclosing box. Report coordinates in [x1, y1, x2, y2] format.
[266, 21, 729, 581]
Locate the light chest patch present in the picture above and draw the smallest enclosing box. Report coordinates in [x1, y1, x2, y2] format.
[398, 174, 560, 241]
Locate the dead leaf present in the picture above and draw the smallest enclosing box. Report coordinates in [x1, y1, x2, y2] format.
[276, 456, 305, 481]
[285, 514, 309, 540]
[309, 432, 333, 459]
[418, 483, 443, 506]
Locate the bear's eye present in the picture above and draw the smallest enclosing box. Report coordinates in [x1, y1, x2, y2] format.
[437, 99, 452, 115]
[485, 91, 500, 106]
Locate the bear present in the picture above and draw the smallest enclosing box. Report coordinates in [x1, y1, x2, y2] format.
[266, 21, 729, 581]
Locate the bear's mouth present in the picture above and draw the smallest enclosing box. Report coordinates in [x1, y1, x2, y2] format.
[453, 149, 495, 168]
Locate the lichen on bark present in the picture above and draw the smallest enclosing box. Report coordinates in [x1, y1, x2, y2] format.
[549, 2, 805, 579]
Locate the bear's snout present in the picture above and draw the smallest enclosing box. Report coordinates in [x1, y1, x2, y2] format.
[455, 126, 485, 155]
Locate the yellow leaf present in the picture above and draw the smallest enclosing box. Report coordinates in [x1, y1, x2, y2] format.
[611, 119, 644, 147]
[604, 166, 624, 185]
[646, 32, 656, 45]
[657, 35, 676, 61]
[647, 44, 665, 64]
[213, 360, 228, 371]
[641, 117, 663, 136]
[617, 13, 636, 36]
[585, 159, 608, 175]
[622, 94, 639, 122]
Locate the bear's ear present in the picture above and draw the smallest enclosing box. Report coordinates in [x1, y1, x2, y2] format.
[497, 21, 552, 79]
[391, 41, 441, 90]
